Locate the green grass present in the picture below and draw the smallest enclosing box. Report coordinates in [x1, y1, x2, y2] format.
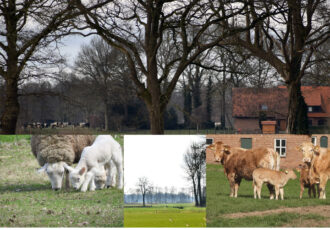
[0, 137, 124, 227]
[124, 203, 206, 227]
[207, 164, 330, 227]
[0, 135, 30, 143]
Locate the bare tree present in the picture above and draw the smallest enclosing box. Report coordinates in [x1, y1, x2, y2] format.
[183, 142, 206, 207]
[136, 177, 152, 207]
[220, 0, 330, 133]
[0, 0, 112, 133]
[73, 0, 271, 134]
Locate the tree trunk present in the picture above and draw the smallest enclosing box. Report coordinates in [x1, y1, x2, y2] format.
[0, 78, 20, 134]
[286, 80, 309, 134]
[146, 103, 164, 134]
[142, 193, 146, 207]
[192, 177, 199, 206]
[104, 100, 111, 131]
[197, 173, 202, 207]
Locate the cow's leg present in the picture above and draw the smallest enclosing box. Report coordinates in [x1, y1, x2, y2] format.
[253, 181, 257, 199]
[227, 173, 235, 197]
[274, 185, 280, 200]
[257, 182, 262, 199]
[234, 178, 241, 198]
[267, 183, 275, 200]
[280, 188, 284, 200]
[300, 184, 304, 199]
[316, 184, 320, 198]
[311, 184, 316, 198]
[319, 174, 328, 199]
[81, 171, 94, 192]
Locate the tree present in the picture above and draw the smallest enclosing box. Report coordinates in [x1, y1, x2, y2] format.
[136, 177, 152, 207]
[74, 0, 268, 134]
[221, 0, 330, 133]
[0, 0, 111, 133]
[183, 142, 206, 207]
[74, 37, 131, 130]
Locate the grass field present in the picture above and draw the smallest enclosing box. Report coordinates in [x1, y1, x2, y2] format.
[0, 136, 123, 227]
[207, 164, 330, 227]
[124, 203, 206, 227]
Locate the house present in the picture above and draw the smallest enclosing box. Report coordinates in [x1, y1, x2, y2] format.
[206, 134, 330, 168]
[232, 86, 330, 132]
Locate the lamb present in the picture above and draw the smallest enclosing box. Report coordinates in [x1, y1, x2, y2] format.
[298, 163, 317, 199]
[253, 168, 297, 200]
[64, 135, 123, 192]
[31, 135, 96, 190]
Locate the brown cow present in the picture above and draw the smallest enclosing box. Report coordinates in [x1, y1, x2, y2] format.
[207, 141, 280, 198]
[298, 142, 330, 199]
[298, 163, 317, 199]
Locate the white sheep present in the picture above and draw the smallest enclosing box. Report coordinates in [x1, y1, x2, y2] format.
[65, 135, 123, 192]
[253, 168, 297, 200]
[31, 135, 96, 190]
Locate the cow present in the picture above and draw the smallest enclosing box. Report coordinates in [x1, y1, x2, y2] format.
[298, 142, 330, 199]
[207, 141, 280, 198]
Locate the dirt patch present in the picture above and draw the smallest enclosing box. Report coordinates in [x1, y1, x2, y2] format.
[223, 205, 330, 219]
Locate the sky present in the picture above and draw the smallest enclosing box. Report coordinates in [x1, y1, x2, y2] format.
[124, 135, 205, 194]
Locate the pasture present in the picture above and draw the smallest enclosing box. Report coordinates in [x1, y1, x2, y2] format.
[124, 203, 206, 227]
[207, 164, 330, 227]
[0, 135, 123, 227]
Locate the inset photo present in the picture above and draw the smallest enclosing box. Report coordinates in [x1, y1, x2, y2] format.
[124, 135, 206, 227]
[0, 135, 124, 227]
[206, 134, 330, 227]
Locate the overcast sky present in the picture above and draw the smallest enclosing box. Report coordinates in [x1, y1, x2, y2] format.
[124, 135, 205, 194]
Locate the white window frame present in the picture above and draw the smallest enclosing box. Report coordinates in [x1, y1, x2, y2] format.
[274, 139, 286, 157]
[308, 107, 313, 112]
[311, 136, 317, 146]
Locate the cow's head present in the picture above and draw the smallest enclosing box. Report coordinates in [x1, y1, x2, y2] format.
[208, 141, 231, 164]
[37, 162, 67, 190]
[297, 142, 320, 164]
[284, 169, 297, 180]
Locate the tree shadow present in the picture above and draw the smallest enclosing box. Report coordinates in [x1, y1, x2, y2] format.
[0, 183, 52, 193]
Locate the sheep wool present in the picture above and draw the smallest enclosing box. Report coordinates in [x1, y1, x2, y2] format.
[31, 135, 96, 166]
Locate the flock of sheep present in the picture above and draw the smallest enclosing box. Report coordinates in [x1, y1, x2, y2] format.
[207, 141, 330, 200]
[32, 135, 123, 192]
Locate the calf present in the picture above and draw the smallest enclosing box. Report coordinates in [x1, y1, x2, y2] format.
[253, 168, 297, 200]
[298, 163, 317, 199]
[207, 141, 280, 198]
[65, 135, 123, 192]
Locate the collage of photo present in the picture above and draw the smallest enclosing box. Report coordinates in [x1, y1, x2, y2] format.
[0, 0, 329, 228]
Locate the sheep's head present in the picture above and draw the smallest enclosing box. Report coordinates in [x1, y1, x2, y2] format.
[94, 168, 107, 190]
[37, 162, 66, 190]
[67, 166, 86, 190]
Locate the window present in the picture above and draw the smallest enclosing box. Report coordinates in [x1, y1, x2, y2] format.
[206, 138, 213, 145]
[320, 136, 328, 148]
[308, 120, 313, 126]
[274, 139, 286, 157]
[241, 138, 252, 149]
[311, 137, 317, 146]
[261, 105, 268, 111]
[308, 107, 313, 112]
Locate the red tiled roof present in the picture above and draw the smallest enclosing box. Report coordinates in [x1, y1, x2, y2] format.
[233, 86, 330, 118]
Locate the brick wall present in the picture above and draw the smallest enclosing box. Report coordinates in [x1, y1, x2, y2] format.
[206, 134, 330, 169]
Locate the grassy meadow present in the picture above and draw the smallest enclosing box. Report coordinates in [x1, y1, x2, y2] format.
[124, 203, 206, 227]
[0, 135, 124, 227]
[207, 164, 330, 227]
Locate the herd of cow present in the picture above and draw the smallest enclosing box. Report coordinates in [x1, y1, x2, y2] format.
[207, 141, 330, 200]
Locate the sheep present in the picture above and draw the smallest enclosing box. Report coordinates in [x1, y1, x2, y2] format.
[31, 135, 96, 190]
[64, 135, 123, 192]
[253, 168, 297, 200]
[298, 163, 317, 199]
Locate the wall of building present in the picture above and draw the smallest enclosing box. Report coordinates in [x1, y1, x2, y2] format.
[233, 118, 260, 132]
[206, 134, 330, 169]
